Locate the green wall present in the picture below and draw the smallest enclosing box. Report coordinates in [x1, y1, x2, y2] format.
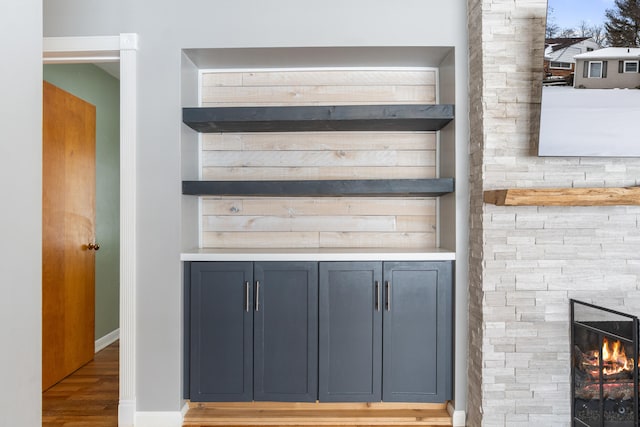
[43, 64, 120, 341]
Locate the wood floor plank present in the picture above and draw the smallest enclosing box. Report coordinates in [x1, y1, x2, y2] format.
[42, 341, 119, 427]
[183, 402, 452, 427]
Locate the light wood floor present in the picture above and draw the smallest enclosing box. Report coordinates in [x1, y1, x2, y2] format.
[42, 341, 119, 427]
[183, 402, 453, 427]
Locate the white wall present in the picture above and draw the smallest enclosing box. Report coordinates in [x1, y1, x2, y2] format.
[44, 0, 469, 413]
[0, 1, 42, 426]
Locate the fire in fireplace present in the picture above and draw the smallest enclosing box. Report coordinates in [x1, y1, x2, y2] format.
[571, 300, 639, 427]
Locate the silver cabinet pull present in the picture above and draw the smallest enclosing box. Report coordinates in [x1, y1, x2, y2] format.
[244, 281, 250, 312]
[255, 280, 260, 312]
[375, 280, 380, 312]
[385, 281, 391, 312]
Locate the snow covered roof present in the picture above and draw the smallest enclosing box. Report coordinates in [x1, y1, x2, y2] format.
[544, 38, 601, 64]
[545, 37, 590, 53]
[574, 47, 640, 60]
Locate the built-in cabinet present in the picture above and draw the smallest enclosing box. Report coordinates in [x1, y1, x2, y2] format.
[382, 261, 452, 402]
[319, 261, 452, 403]
[188, 261, 318, 402]
[319, 262, 382, 402]
[185, 260, 452, 404]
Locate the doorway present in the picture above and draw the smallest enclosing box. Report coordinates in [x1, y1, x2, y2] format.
[42, 80, 98, 390]
[43, 34, 138, 426]
[42, 64, 120, 389]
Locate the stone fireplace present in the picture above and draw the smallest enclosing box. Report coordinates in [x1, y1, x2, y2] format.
[468, 0, 640, 426]
[571, 300, 639, 427]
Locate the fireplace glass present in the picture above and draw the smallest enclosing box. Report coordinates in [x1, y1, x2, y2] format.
[571, 300, 639, 427]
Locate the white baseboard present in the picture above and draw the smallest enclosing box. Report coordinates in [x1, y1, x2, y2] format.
[135, 411, 184, 427]
[181, 401, 190, 417]
[447, 402, 466, 427]
[95, 328, 120, 353]
[452, 409, 466, 426]
[118, 399, 136, 427]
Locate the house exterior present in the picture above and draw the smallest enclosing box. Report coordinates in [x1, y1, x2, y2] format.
[544, 37, 601, 78]
[574, 47, 640, 89]
[6, 2, 640, 427]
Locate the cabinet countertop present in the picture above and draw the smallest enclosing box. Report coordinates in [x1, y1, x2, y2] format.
[181, 248, 456, 262]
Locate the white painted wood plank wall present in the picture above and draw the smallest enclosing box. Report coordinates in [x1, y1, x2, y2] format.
[200, 69, 439, 249]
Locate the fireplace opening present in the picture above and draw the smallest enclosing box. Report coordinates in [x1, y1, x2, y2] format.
[571, 300, 639, 427]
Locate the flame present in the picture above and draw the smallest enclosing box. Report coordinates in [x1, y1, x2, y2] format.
[601, 337, 634, 376]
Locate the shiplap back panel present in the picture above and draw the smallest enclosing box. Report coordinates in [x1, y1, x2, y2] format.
[200, 69, 439, 249]
[201, 70, 436, 106]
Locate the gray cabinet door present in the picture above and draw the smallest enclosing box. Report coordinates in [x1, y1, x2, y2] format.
[190, 262, 253, 402]
[254, 262, 318, 402]
[319, 261, 382, 401]
[382, 261, 453, 402]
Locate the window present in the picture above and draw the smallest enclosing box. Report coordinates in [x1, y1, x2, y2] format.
[587, 61, 607, 78]
[624, 61, 639, 73]
[587, 47, 594, 52]
[550, 61, 572, 69]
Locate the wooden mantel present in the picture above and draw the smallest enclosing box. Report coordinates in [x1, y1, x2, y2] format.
[483, 187, 640, 206]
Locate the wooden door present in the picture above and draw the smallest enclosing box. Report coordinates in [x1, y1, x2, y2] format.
[42, 81, 97, 391]
[253, 262, 318, 402]
[382, 261, 453, 402]
[190, 262, 253, 402]
[318, 261, 382, 402]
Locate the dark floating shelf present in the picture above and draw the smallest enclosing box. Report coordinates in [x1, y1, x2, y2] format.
[182, 104, 454, 133]
[182, 178, 454, 197]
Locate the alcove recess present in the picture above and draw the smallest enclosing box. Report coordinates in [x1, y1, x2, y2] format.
[180, 47, 458, 253]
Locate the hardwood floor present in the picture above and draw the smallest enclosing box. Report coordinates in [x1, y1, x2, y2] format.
[42, 341, 119, 427]
[183, 402, 453, 427]
[41, 342, 452, 427]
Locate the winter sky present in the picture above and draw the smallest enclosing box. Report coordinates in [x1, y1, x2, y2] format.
[548, 0, 615, 30]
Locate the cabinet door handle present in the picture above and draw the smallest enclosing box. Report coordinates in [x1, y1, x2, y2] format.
[385, 281, 391, 312]
[375, 280, 380, 312]
[255, 280, 260, 312]
[244, 281, 250, 312]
